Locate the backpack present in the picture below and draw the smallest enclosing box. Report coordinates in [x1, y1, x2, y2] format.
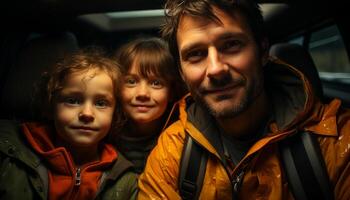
[179, 131, 334, 200]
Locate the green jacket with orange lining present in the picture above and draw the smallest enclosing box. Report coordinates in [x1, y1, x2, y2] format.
[0, 120, 138, 200]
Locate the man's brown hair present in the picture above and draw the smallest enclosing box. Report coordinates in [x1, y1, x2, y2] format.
[161, 0, 265, 69]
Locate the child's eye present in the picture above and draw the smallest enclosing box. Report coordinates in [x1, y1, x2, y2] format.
[95, 99, 109, 108]
[124, 77, 137, 86]
[64, 97, 81, 106]
[150, 79, 164, 89]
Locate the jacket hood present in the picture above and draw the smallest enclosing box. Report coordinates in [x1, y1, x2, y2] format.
[265, 58, 339, 135]
[22, 122, 117, 174]
[264, 58, 313, 130]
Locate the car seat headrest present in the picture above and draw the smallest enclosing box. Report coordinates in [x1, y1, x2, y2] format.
[270, 42, 324, 99]
[0, 32, 79, 120]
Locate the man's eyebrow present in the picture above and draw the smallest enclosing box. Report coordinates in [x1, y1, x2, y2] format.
[180, 43, 201, 58]
[180, 32, 247, 57]
[214, 31, 249, 43]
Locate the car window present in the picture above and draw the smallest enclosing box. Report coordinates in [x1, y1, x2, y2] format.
[289, 24, 350, 84]
[289, 36, 304, 46]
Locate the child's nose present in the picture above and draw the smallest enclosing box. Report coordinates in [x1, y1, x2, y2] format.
[79, 104, 94, 123]
[136, 82, 150, 101]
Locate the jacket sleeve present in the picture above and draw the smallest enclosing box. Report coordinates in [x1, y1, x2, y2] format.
[138, 122, 185, 200]
[331, 110, 350, 200]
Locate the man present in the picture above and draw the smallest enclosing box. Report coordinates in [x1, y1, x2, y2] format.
[138, 0, 350, 199]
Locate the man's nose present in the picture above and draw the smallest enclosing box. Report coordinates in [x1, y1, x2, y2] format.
[136, 82, 150, 101]
[79, 103, 94, 123]
[207, 47, 229, 78]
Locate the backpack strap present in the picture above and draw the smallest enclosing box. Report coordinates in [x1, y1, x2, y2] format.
[179, 133, 208, 200]
[279, 131, 334, 200]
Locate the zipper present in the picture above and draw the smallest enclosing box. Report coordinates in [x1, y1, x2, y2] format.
[184, 128, 255, 198]
[232, 170, 245, 194]
[224, 155, 247, 198]
[220, 132, 246, 197]
[75, 167, 81, 186]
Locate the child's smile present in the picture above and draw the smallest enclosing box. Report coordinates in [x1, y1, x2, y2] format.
[54, 69, 116, 149]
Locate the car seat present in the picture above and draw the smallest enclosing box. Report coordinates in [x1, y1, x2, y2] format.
[269, 43, 324, 100]
[0, 32, 79, 121]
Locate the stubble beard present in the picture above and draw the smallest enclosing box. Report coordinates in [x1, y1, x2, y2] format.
[191, 78, 262, 119]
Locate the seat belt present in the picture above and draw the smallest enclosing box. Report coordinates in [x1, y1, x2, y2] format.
[179, 134, 207, 200]
[279, 131, 334, 200]
[179, 131, 333, 200]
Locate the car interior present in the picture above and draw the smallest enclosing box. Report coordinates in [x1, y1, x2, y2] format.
[0, 0, 349, 121]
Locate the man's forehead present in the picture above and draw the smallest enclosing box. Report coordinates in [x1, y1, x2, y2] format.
[176, 6, 246, 34]
[176, 7, 249, 48]
[177, 8, 221, 33]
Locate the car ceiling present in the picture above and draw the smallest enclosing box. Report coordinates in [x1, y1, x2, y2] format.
[2, 0, 342, 44]
[4, 0, 164, 18]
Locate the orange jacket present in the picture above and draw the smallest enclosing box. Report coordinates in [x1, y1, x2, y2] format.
[22, 122, 118, 200]
[138, 59, 350, 199]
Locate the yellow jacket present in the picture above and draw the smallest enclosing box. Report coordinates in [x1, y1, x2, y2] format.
[138, 59, 350, 200]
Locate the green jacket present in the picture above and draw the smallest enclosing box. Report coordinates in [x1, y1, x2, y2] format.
[0, 120, 138, 200]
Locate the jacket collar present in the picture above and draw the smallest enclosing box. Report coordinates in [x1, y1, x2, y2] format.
[105, 153, 134, 180]
[266, 58, 339, 136]
[22, 122, 118, 175]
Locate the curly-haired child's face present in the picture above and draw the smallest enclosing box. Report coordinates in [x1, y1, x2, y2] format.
[53, 69, 116, 149]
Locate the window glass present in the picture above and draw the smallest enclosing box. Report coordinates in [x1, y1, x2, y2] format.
[309, 25, 350, 74]
[289, 36, 304, 45]
[287, 25, 350, 101]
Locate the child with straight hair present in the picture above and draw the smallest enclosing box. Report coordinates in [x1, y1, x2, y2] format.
[0, 48, 137, 200]
[113, 37, 185, 174]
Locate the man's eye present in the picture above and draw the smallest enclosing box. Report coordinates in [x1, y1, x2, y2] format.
[220, 40, 242, 52]
[185, 50, 206, 63]
[150, 79, 164, 89]
[95, 99, 109, 108]
[64, 97, 81, 106]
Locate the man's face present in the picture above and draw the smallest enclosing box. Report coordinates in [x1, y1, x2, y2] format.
[177, 7, 267, 118]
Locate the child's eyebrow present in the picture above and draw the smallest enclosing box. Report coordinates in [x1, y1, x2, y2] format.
[94, 93, 114, 100]
[124, 72, 138, 76]
[146, 75, 166, 80]
[59, 88, 114, 98]
[59, 89, 83, 95]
